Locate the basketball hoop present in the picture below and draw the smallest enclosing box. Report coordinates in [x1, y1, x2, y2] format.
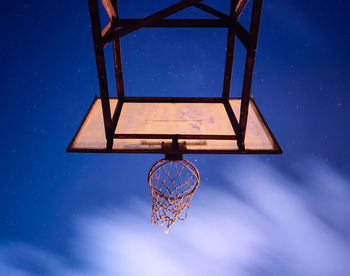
[148, 158, 200, 233]
[68, 0, 282, 233]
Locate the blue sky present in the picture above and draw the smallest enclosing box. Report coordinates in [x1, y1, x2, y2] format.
[1, 0, 350, 275]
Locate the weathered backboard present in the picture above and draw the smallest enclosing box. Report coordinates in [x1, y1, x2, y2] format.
[67, 97, 281, 154]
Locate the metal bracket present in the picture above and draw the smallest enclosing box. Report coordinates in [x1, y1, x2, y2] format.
[162, 137, 187, 160]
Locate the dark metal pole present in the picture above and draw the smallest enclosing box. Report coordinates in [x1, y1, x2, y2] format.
[110, 19, 229, 28]
[239, 0, 263, 139]
[109, 0, 125, 150]
[88, 0, 113, 148]
[234, 0, 249, 19]
[223, 100, 244, 150]
[111, 0, 125, 99]
[193, 2, 250, 49]
[103, 0, 203, 44]
[222, 0, 239, 98]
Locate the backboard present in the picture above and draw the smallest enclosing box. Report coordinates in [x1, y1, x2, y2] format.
[67, 96, 281, 154]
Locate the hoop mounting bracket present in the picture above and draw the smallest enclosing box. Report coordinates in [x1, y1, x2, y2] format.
[162, 137, 186, 160]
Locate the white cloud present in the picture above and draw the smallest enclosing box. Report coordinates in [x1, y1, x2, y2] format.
[1, 159, 350, 275]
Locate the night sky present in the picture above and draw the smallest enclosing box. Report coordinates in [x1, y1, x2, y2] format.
[1, 1, 350, 275]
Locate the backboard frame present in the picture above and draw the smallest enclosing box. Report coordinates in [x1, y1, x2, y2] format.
[67, 96, 282, 154]
[67, 0, 282, 155]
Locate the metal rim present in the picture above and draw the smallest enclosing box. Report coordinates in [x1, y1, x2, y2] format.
[148, 158, 200, 200]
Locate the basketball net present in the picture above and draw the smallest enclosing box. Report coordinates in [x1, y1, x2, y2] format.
[148, 158, 200, 233]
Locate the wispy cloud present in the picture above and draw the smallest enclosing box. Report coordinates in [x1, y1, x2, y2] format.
[1, 158, 350, 275]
